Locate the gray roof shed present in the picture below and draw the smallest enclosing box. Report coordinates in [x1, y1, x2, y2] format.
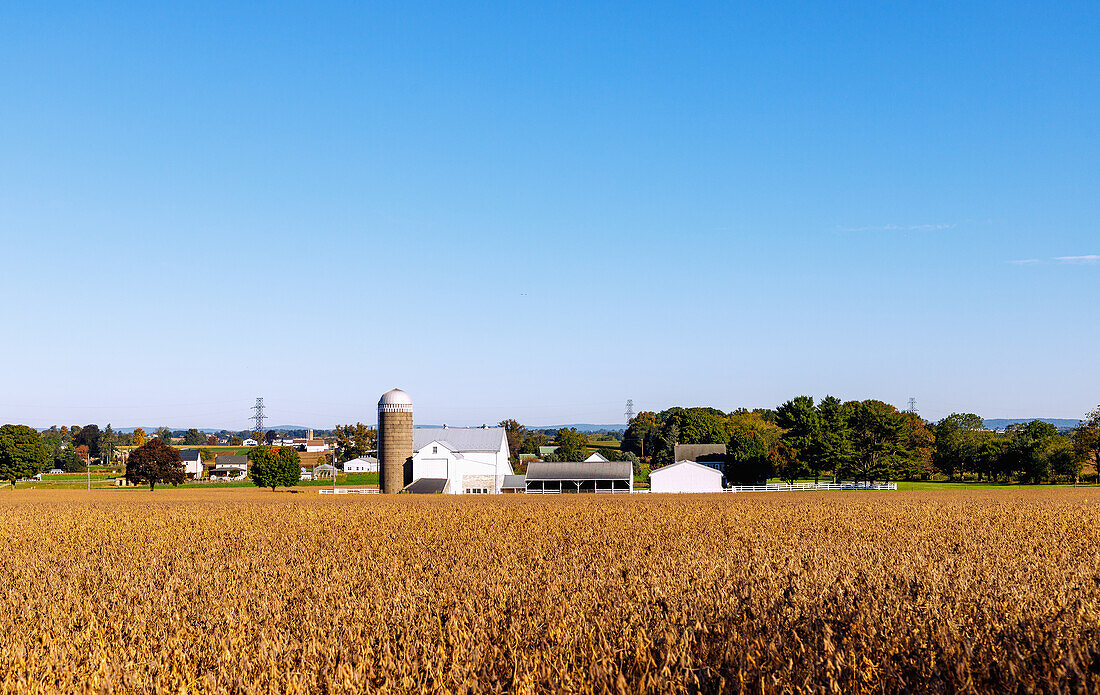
[413, 428, 505, 453]
[525, 461, 632, 481]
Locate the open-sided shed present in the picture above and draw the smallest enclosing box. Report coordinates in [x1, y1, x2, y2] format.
[524, 461, 633, 493]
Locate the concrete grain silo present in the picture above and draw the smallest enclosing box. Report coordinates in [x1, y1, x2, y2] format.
[377, 388, 413, 493]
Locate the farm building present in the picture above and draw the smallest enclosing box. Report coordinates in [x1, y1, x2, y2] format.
[501, 474, 527, 493]
[178, 450, 203, 478]
[408, 427, 512, 494]
[211, 454, 247, 480]
[672, 444, 727, 472]
[584, 452, 610, 463]
[523, 461, 633, 493]
[649, 460, 724, 493]
[343, 455, 378, 473]
[313, 463, 337, 480]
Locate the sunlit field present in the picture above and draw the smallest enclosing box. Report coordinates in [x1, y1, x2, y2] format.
[1, 488, 1098, 693]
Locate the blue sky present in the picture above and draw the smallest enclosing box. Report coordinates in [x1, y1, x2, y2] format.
[1, 1, 1097, 429]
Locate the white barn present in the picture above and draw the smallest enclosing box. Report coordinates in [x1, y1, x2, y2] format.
[410, 427, 512, 494]
[649, 460, 724, 493]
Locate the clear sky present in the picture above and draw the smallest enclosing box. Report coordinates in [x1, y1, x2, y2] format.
[1, 1, 1097, 429]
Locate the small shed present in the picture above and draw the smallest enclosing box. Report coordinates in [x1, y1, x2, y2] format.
[650, 460, 724, 493]
[501, 474, 527, 493]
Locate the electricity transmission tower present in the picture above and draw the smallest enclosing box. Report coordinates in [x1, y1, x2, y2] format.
[625, 399, 635, 423]
[907, 397, 918, 414]
[251, 397, 266, 433]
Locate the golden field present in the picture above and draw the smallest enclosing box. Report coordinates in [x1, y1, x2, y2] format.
[1, 488, 1099, 694]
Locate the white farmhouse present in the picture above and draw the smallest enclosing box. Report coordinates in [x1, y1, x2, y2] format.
[410, 427, 512, 494]
[178, 450, 203, 479]
[649, 460, 724, 493]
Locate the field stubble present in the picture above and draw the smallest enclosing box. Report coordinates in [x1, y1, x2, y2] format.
[1, 488, 1099, 694]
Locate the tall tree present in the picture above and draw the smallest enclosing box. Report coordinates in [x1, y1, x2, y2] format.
[102, 424, 118, 464]
[183, 429, 206, 446]
[125, 439, 185, 490]
[554, 427, 589, 460]
[622, 412, 658, 458]
[498, 419, 526, 461]
[1072, 406, 1100, 483]
[1003, 421, 1059, 484]
[0, 424, 48, 485]
[775, 396, 822, 479]
[841, 401, 908, 482]
[933, 413, 986, 481]
[816, 396, 853, 483]
[73, 424, 101, 458]
[333, 423, 377, 462]
[155, 427, 172, 443]
[132, 428, 146, 447]
[248, 446, 301, 491]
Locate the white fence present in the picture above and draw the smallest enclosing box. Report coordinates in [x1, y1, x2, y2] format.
[318, 488, 380, 495]
[724, 482, 897, 493]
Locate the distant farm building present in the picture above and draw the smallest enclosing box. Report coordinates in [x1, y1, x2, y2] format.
[178, 450, 203, 479]
[343, 455, 378, 473]
[672, 444, 727, 472]
[211, 454, 248, 480]
[650, 460, 724, 493]
[523, 461, 633, 493]
[313, 463, 337, 480]
[584, 452, 610, 463]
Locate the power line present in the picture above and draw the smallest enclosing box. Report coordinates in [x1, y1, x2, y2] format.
[251, 397, 266, 432]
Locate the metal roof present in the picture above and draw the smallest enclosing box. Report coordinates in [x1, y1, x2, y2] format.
[178, 450, 201, 461]
[413, 428, 505, 453]
[525, 461, 633, 481]
[672, 444, 727, 462]
[214, 454, 248, 465]
[404, 478, 447, 494]
[501, 474, 526, 489]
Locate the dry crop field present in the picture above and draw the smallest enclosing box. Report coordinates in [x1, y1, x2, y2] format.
[1, 489, 1099, 694]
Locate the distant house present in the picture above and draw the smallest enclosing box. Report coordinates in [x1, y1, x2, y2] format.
[299, 467, 312, 481]
[584, 452, 610, 463]
[243, 439, 258, 447]
[524, 461, 633, 493]
[178, 450, 203, 479]
[408, 427, 512, 494]
[344, 455, 378, 473]
[211, 455, 248, 480]
[650, 460, 724, 493]
[538, 445, 559, 459]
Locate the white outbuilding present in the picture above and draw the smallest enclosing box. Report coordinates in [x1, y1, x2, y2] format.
[649, 460, 724, 493]
[343, 455, 379, 473]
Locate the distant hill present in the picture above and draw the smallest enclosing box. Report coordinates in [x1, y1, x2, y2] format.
[983, 418, 1081, 431]
[527, 424, 627, 433]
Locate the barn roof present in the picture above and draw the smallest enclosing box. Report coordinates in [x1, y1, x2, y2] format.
[525, 461, 632, 481]
[672, 444, 727, 462]
[413, 428, 504, 453]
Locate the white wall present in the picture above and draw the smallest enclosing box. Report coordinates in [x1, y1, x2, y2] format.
[650, 462, 723, 493]
[411, 434, 513, 494]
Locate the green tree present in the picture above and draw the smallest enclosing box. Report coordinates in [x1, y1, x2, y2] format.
[248, 446, 301, 491]
[1072, 406, 1100, 483]
[1003, 421, 1059, 483]
[155, 427, 173, 443]
[933, 413, 986, 481]
[0, 424, 48, 484]
[775, 396, 822, 479]
[554, 427, 588, 460]
[60, 446, 84, 473]
[841, 401, 908, 482]
[125, 439, 185, 490]
[1049, 438, 1084, 483]
[816, 396, 853, 482]
[498, 419, 526, 462]
[519, 431, 549, 456]
[333, 423, 377, 462]
[229, 436, 244, 446]
[73, 424, 101, 458]
[102, 424, 118, 464]
[622, 412, 658, 458]
[183, 428, 205, 446]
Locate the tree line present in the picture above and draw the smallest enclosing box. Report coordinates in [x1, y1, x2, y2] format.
[621, 400, 1100, 485]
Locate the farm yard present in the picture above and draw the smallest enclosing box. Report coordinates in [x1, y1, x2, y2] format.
[1, 489, 1098, 693]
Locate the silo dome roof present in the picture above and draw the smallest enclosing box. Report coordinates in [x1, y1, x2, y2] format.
[378, 388, 413, 407]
